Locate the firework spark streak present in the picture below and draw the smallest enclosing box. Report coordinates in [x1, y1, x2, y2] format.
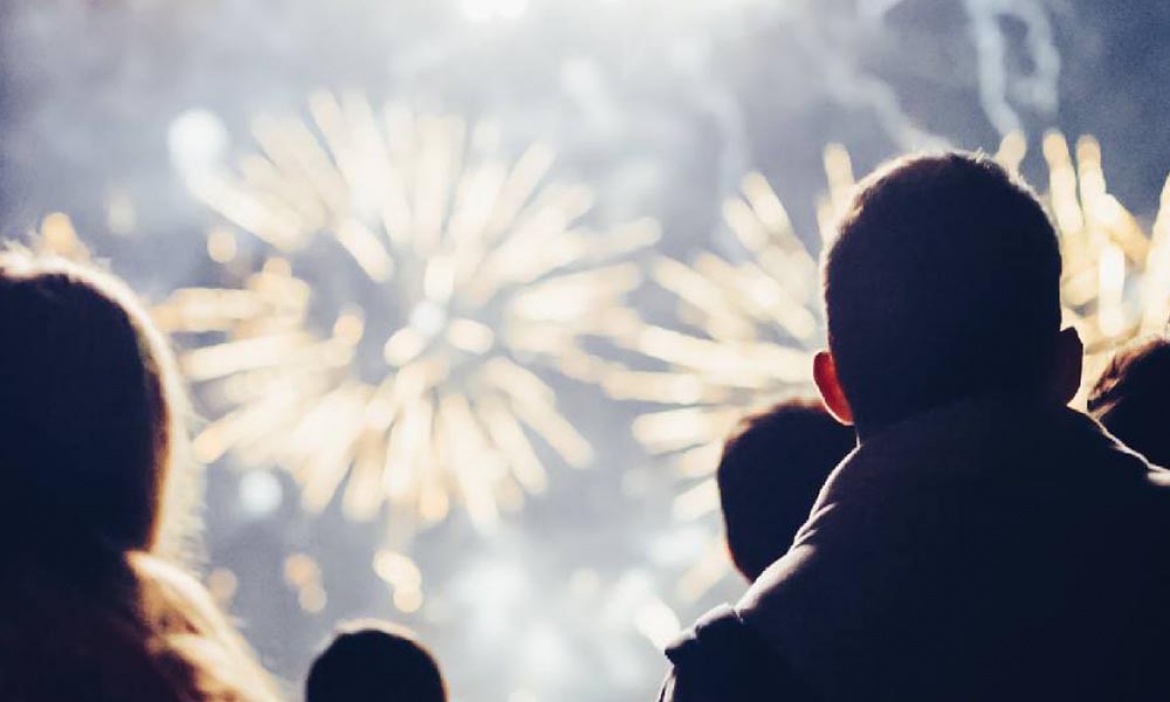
[156, 92, 658, 532]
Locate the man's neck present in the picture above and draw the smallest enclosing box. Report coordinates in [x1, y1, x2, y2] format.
[853, 390, 1054, 444]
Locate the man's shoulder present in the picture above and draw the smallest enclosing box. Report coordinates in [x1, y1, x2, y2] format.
[1127, 459, 1170, 529]
[1072, 412, 1170, 501]
[661, 604, 820, 702]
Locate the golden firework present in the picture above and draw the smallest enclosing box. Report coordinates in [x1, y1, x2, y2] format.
[157, 92, 659, 531]
[998, 131, 1170, 398]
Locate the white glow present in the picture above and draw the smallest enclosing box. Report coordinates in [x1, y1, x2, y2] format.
[647, 524, 709, 566]
[168, 109, 228, 176]
[474, 561, 529, 604]
[634, 598, 683, 651]
[1098, 244, 1128, 337]
[519, 624, 573, 678]
[461, 0, 528, 21]
[462, 0, 494, 22]
[238, 470, 283, 517]
[498, 0, 528, 18]
[451, 557, 532, 643]
[410, 300, 449, 338]
[560, 57, 605, 100]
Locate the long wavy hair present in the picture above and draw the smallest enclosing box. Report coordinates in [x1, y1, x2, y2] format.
[0, 248, 280, 702]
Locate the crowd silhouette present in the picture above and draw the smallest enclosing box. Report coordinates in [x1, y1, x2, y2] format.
[5, 151, 1170, 701]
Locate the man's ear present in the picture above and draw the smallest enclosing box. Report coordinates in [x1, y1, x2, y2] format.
[1052, 326, 1084, 406]
[814, 350, 855, 426]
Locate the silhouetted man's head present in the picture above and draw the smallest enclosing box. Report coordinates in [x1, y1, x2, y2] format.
[717, 398, 856, 582]
[814, 152, 1079, 434]
[307, 622, 446, 702]
[1089, 336, 1170, 467]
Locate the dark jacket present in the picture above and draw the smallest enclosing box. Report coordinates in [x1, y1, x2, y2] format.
[659, 605, 818, 702]
[661, 397, 1170, 701]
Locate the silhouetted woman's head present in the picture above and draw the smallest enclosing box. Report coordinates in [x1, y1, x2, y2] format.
[0, 250, 279, 702]
[0, 249, 185, 553]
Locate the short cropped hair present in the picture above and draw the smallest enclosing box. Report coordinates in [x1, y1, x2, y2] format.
[824, 152, 1062, 429]
[1088, 336, 1170, 468]
[307, 621, 447, 702]
[717, 398, 856, 581]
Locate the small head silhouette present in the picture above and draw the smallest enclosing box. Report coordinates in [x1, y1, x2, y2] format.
[307, 621, 447, 702]
[1089, 335, 1170, 467]
[815, 151, 1079, 434]
[717, 398, 856, 581]
[0, 249, 187, 555]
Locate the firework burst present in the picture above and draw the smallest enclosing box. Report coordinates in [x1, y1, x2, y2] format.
[157, 92, 658, 531]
